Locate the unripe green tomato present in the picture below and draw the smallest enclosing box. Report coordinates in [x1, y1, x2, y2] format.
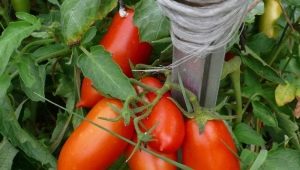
[11, 0, 31, 13]
[259, 0, 282, 38]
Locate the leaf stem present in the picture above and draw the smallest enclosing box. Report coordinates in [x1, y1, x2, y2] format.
[10, 47, 70, 79]
[20, 39, 55, 55]
[230, 68, 243, 123]
[35, 47, 70, 63]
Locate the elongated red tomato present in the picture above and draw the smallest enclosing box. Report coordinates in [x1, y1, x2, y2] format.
[142, 97, 185, 153]
[76, 78, 103, 108]
[126, 140, 177, 170]
[100, 9, 152, 77]
[58, 98, 134, 170]
[77, 9, 152, 108]
[182, 119, 240, 170]
[136, 76, 170, 102]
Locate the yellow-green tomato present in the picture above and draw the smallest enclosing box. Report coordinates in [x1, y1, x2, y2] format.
[259, 0, 282, 38]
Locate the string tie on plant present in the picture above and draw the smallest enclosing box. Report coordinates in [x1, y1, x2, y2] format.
[135, 0, 248, 72]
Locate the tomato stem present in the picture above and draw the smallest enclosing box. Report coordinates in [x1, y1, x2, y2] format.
[230, 67, 243, 123]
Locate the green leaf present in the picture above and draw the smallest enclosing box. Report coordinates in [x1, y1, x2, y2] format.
[50, 112, 71, 152]
[250, 149, 268, 170]
[285, 0, 300, 6]
[81, 26, 97, 45]
[0, 21, 41, 76]
[17, 56, 46, 102]
[234, 123, 265, 146]
[241, 48, 284, 84]
[252, 101, 278, 127]
[243, 69, 264, 98]
[61, 0, 101, 45]
[240, 149, 257, 170]
[134, 0, 170, 42]
[275, 83, 296, 106]
[97, 0, 118, 20]
[0, 138, 19, 170]
[245, 0, 264, 24]
[0, 73, 11, 100]
[32, 44, 66, 59]
[78, 46, 136, 100]
[0, 103, 57, 169]
[260, 149, 300, 170]
[15, 12, 39, 24]
[246, 33, 275, 55]
[61, 0, 117, 45]
[276, 112, 300, 148]
[221, 56, 241, 80]
[48, 0, 60, 6]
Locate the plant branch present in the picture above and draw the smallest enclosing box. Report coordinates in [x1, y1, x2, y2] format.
[277, 0, 296, 33]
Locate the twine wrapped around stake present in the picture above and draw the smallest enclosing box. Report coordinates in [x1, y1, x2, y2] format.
[134, 0, 248, 72]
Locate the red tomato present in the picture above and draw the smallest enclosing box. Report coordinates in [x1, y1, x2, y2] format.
[136, 76, 170, 102]
[58, 98, 134, 170]
[77, 9, 152, 108]
[76, 78, 103, 108]
[142, 97, 185, 153]
[126, 140, 177, 170]
[100, 8, 152, 77]
[182, 119, 240, 170]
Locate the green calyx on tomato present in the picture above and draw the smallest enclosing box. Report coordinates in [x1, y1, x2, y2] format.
[259, 0, 282, 38]
[76, 8, 152, 108]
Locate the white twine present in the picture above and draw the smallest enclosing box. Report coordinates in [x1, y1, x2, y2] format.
[133, 0, 248, 72]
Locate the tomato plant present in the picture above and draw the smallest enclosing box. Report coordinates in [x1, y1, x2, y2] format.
[182, 119, 240, 170]
[58, 98, 134, 170]
[1, 0, 300, 169]
[77, 8, 152, 108]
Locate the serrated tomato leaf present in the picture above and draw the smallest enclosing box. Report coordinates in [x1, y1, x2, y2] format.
[260, 149, 300, 170]
[250, 149, 268, 170]
[134, 0, 170, 42]
[234, 123, 265, 146]
[61, 0, 117, 45]
[0, 73, 11, 100]
[61, 0, 101, 45]
[17, 56, 46, 102]
[0, 20, 41, 76]
[97, 0, 118, 20]
[0, 138, 19, 170]
[241, 47, 284, 84]
[0, 100, 57, 169]
[252, 101, 278, 127]
[78, 46, 136, 100]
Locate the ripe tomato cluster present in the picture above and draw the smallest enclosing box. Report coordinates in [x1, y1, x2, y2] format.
[58, 9, 240, 170]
